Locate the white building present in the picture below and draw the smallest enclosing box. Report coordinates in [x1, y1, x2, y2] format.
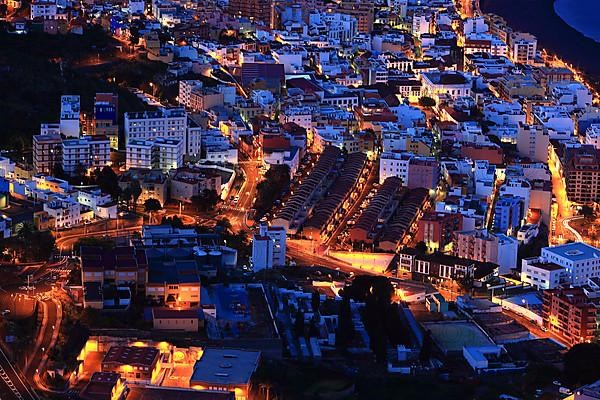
[420, 71, 472, 104]
[259, 223, 286, 266]
[62, 135, 110, 176]
[463, 17, 488, 36]
[178, 80, 203, 108]
[77, 188, 117, 219]
[521, 257, 567, 290]
[516, 124, 549, 163]
[125, 138, 183, 172]
[128, 0, 145, 14]
[126, 139, 153, 170]
[379, 152, 412, 185]
[509, 32, 537, 65]
[252, 235, 274, 271]
[124, 108, 187, 144]
[483, 101, 526, 127]
[272, 47, 304, 73]
[153, 137, 184, 171]
[44, 195, 88, 229]
[541, 242, 600, 286]
[60, 95, 80, 137]
[585, 124, 600, 149]
[533, 106, 575, 134]
[201, 130, 238, 164]
[550, 81, 593, 110]
[0, 157, 15, 179]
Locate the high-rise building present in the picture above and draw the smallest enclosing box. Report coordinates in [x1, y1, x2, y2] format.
[337, 0, 374, 34]
[124, 108, 188, 146]
[252, 223, 287, 270]
[62, 135, 111, 176]
[417, 212, 463, 253]
[562, 144, 600, 204]
[125, 138, 184, 172]
[542, 288, 598, 346]
[33, 134, 62, 175]
[227, 0, 273, 27]
[509, 32, 537, 65]
[60, 95, 81, 138]
[92, 93, 119, 149]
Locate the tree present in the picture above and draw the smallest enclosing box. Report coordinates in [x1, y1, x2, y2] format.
[10, 223, 55, 262]
[131, 180, 142, 211]
[581, 205, 595, 219]
[415, 241, 428, 255]
[418, 96, 436, 108]
[191, 189, 219, 212]
[564, 343, 600, 386]
[311, 291, 320, 314]
[120, 187, 132, 210]
[95, 166, 121, 199]
[53, 163, 66, 180]
[254, 164, 290, 218]
[215, 218, 233, 234]
[144, 198, 162, 213]
[74, 163, 87, 179]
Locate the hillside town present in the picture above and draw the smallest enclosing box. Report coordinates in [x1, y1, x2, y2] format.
[0, 0, 599, 399]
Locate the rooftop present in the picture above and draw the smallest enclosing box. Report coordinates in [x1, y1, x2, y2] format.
[102, 346, 159, 367]
[190, 348, 260, 386]
[543, 242, 600, 261]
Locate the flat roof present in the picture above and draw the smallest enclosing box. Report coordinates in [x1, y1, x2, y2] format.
[422, 321, 493, 353]
[190, 348, 260, 386]
[543, 242, 600, 261]
[127, 387, 234, 400]
[102, 346, 159, 367]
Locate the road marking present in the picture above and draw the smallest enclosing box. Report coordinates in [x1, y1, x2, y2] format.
[0, 365, 24, 399]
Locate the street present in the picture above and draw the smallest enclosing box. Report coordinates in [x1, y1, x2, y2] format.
[0, 347, 38, 400]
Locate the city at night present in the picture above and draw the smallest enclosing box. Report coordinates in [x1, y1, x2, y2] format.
[0, 0, 599, 398]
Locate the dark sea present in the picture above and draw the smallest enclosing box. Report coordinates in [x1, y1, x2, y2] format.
[480, 0, 600, 86]
[554, 0, 600, 43]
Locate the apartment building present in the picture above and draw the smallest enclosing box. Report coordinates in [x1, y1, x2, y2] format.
[60, 95, 80, 137]
[227, 0, 272, 27]
[33, 134, 62, 175]
[118, 169, 168, 206]
[30, 0, 57, 20]
[562, 144, 600, 204]
[92, 93, 119, 149]
[509, 32, 537, 65]
[170, 166, 222, 203]
[80, 246, 148, 289]
[125, 138, 184, 172]
[124, 108, 187, 144]
[516, 124, 549, 163]
[337, 0, 374, 34]
[62, 135, 111, 176]
[454, 229, 518, 275]
[542, 288, 598, 346]
[44, 195, 88, 229]
[521, 257, 567, 290]
[541, 242, 600, 286]
[417, 212, 463, 253]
